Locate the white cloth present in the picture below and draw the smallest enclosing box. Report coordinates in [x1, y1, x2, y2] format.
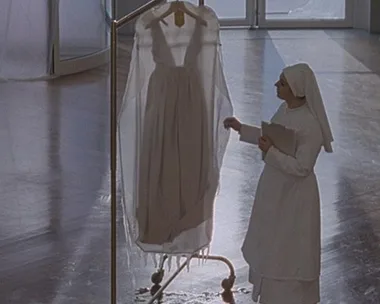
[240, 102, 323, 304]
[118, 1, 233, 261]
[283, 63, 334, 153]
[239, 124, 260, 145]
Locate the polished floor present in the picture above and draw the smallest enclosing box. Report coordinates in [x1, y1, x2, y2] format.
[1, 29, 380, 304]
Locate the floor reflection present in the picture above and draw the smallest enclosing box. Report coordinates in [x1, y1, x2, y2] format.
[1, 29, 380, 304]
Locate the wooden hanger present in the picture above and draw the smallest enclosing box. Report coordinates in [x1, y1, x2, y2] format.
[145, 1, 207, 29]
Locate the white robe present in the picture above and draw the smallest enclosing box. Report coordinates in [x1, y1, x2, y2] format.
[241, 102, 322, 304]
[118, 1, 233, 264]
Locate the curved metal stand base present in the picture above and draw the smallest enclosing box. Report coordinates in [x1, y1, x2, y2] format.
[147, 253, 236, 304]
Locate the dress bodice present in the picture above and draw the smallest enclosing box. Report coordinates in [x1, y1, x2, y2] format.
[150, 17, 202, 68]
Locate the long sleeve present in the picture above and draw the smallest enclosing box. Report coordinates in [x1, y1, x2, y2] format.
[264, 122, 323, 177]
[239, 124, 261, 145]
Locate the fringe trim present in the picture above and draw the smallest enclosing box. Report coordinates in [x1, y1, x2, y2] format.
[140, 245, 211, 272]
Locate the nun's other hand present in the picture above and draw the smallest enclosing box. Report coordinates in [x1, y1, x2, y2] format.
[259, 136, 273, 152]
[223, 117, 242, 132]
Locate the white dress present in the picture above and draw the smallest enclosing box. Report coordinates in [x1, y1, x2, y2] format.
[118, 1, 233, 264]
[240, 102, 322, 304]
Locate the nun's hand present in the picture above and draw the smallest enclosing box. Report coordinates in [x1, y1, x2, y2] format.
[223, 117, 242, 132]
[259, 136, 273, 152]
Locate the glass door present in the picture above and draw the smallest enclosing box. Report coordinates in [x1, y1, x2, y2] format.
[52, 0, 111, 76]
[188, 0, 256, 26]
[257, 0, 353, 28]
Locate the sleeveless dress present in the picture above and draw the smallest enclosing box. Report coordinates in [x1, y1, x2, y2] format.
[137, 19, 211, 245]
[118, 2, 233, 262]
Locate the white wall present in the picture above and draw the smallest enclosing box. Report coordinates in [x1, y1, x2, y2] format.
[353, 0, 371, 30]
[370, 0, 380, 33]
[353, 0, 380, 33]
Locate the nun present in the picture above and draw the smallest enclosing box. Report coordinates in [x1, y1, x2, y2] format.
[224, 63, 333, 304]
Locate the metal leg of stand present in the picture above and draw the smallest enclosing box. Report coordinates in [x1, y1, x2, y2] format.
[149, 254, 168, 298]
[147, 254, 236, 304]
[193, 253, 236, 291]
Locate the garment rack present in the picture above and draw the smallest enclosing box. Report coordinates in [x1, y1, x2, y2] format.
[110, 1, 236, 303]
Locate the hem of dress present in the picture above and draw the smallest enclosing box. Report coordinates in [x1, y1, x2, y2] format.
[249, 269, 320, 304]
[253, 274, 320, 282]
[135, 244, 211, 271]
[135, 241, 211, 256]
[241, 248, 320, 282]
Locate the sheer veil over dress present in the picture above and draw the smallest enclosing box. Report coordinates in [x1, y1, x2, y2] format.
[118, 1, 233, 267]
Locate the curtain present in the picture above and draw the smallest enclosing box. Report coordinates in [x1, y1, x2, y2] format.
[0, 0, 51, 81]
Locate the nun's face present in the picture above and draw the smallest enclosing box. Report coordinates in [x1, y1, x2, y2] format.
[275, 73, 294, 101]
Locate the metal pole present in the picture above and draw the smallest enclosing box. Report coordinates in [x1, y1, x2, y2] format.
[198, 0, 204, 5]
[108, 2, 174, 304]
[110, 20, 118, 304]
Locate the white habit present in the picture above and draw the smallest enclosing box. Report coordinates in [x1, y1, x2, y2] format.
[240, 63, 333, 304]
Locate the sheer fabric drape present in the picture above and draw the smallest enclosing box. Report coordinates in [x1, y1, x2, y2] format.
[0, 0, 51, 81]
[118, 1, 233, 266]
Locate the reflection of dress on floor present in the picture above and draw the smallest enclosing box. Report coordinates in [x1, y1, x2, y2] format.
[118, 1, 233, 262]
